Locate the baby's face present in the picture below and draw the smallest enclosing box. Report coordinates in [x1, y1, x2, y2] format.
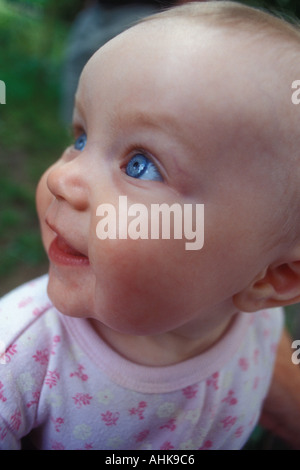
[36, 20, 285, 336]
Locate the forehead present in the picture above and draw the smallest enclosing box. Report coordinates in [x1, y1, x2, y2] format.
[80, 15, 280, 91]
[79, 18, 284, 131]
[79, 20, 209, 114]
[80, 23, 267, 149]
[80, 22, 256, 131]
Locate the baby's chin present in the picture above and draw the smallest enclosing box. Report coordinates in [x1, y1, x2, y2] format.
[46, 268, 91, 319]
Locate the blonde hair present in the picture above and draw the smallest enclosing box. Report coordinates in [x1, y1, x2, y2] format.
[142, 1, 300, 49]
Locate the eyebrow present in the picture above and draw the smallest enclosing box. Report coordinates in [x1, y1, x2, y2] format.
[74, 95, 181, 147]
[115, 107, 186, 141]
[119, 109, 198, 184]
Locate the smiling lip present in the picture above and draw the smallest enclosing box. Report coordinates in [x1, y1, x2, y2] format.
[48, 235, 90, 267]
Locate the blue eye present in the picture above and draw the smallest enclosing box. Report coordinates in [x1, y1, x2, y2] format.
[74, 133, 87, 151]
[125, 154, 163, 181]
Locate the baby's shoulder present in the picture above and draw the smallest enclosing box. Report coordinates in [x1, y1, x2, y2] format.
[0, 275, 58, 358]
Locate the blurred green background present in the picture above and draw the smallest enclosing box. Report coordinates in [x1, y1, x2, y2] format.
[0, 0, 82, 295]
[0, 0, 300, 451]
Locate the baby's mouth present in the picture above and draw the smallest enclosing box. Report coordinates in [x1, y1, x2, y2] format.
[48, 235, 90, 266]
[56, 236, 83, 256]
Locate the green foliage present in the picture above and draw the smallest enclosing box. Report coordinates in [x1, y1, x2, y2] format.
[4, 0, 83, 23]
[0, 0, 70, 292]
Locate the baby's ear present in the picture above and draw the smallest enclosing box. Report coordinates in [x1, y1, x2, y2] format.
[233, 259, 300, 312]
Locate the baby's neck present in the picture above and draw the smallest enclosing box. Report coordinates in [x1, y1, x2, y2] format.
[90, 313, 236, 367]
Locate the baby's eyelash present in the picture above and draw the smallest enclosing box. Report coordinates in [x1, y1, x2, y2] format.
[67, 131, 164, 182]
[71, 123, 85, 139]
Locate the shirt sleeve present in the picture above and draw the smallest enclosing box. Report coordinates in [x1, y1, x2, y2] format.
[0, 364, 37, 449]
[0, 275, 52, 450]
[0, 326, 51, 450]
[0, 413, 22, 450]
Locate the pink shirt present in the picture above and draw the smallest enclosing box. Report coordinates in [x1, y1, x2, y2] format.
[0, 275, 283, 450]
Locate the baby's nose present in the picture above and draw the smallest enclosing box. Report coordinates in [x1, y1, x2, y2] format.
[46, 158, 89, 211]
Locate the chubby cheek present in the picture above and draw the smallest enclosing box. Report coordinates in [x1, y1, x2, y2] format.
[89, 235, 198, 335]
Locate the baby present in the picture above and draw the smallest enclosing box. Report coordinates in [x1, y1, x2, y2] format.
[1, 1, 300, 450]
